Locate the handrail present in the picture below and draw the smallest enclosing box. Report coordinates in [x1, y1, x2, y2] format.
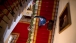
[51, 0, 59, 43]
[27, 0, 39, 43]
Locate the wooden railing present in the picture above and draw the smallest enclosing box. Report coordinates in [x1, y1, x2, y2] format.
[26, 0, 40, 43]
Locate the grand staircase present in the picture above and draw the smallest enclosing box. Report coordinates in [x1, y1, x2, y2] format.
[0, 0, 59, 43]
[33, 0, 58, 43]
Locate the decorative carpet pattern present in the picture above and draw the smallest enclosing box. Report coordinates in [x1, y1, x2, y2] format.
[10, 33, 20, 43]
[12, 22, 30, 43]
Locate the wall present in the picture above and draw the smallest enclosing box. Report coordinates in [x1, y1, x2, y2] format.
[53, 0, 76, 43]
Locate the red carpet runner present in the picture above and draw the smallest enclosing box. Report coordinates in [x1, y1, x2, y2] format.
[36, 24, 50, 43]
[12, 22, 29, 43]
[35, 0, 54, 43]
[40, 0, 54, 21]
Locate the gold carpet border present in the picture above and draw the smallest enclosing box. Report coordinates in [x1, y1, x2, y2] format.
[11, 33, 20, 43]
[48, 30, 52, 43]
[52, 0, 57, 20]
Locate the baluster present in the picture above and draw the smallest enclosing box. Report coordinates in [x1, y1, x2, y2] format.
[11, 0, 18, 11]
[26, 0, 27, 2]
[0, 5, 10, 20]
[22, 0, 25, 4]
[0, 17, 8, 24]
[14, 0, 20, 10]
[18, 0, 23, 7]
[3, 1, 15, 17]
[0, 26, 2, 29]
[7, 0, 15, 16]
[0, 8, 10, 20]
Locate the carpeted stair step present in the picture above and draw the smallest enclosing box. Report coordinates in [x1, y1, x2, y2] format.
[37, 35, 49, 39]
[36, 23, 50, 43]
[12, 22, 29, 43]
[16, 41, 26, 43]
[37, 34, 49, 37]
[38, 30, 49, 33]
[36, 40, 48, 43]
[37, 33, 49, 39]
[36, 37, 48, 40]
[17, 38, 27, 42]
